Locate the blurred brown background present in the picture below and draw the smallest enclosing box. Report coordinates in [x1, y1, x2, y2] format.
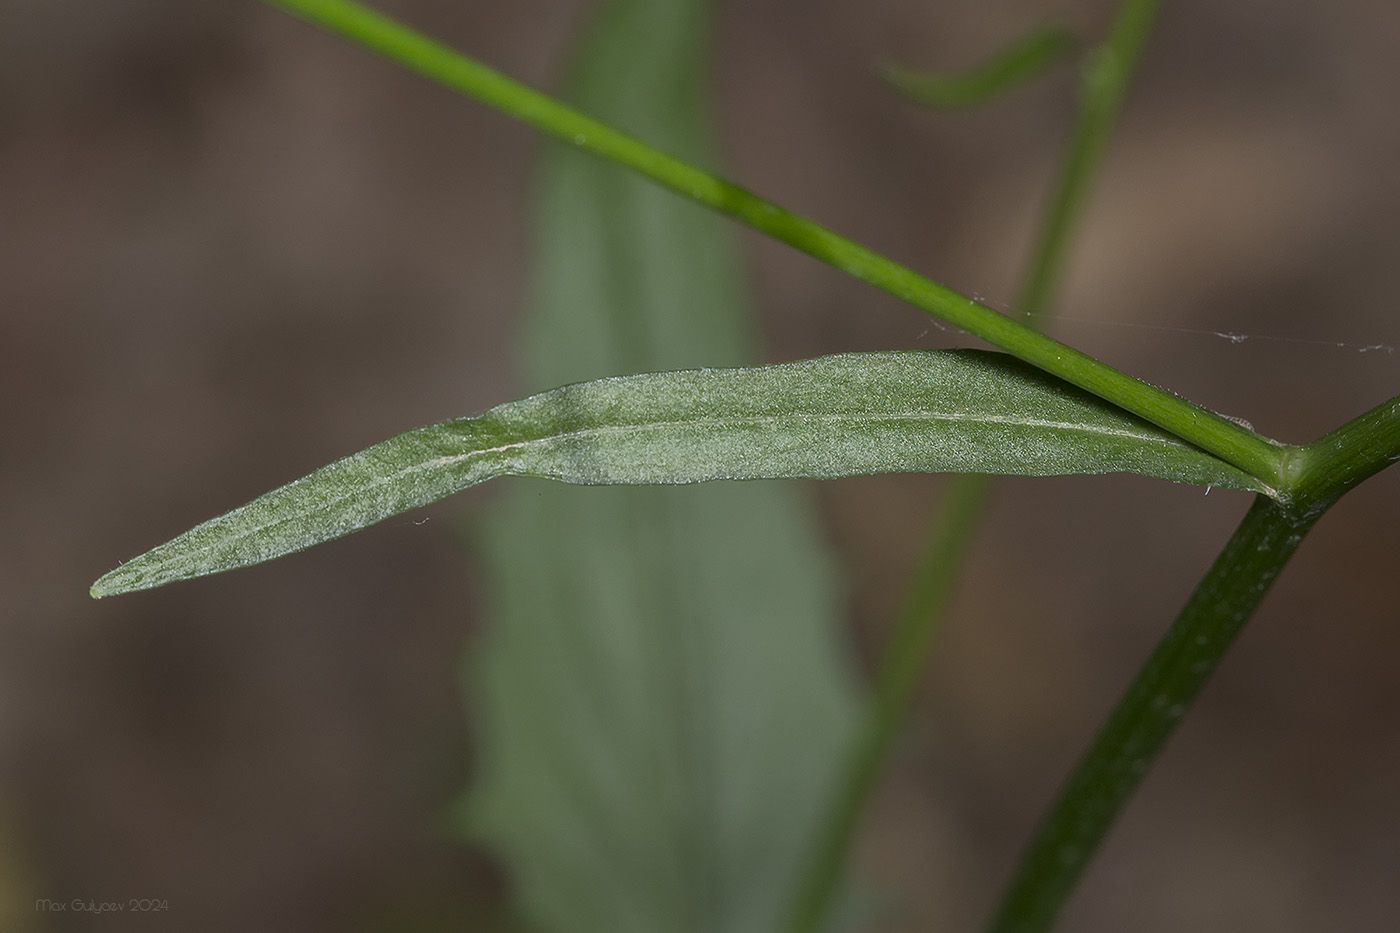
[2, 0, 1398, 930]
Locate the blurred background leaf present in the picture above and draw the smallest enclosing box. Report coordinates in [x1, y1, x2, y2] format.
[459, 1, 862, 931]
[878, 26, 1078, 110]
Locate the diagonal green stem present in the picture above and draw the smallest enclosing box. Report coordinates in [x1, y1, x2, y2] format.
[1291, 391, 1400, 512]
[787, 3, 1166, 929]
[261, 0, 1286, 489]
[985, 495, 1315, 932]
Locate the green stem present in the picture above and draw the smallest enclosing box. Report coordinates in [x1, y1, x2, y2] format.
[981, 410, 1400, 933]
[785, 474, 990, 933]
[1019, 0, 1161, 320]
[787, 3, 1165, 928]
[1291, 392, 1400, 512]
[262, 0, 1285, 489]
[984, 394, 1400, 932]
[986, 494, 1316, 933]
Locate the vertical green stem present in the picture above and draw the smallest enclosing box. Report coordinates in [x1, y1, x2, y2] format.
[985, 496, 1315, 932]
[785, 477, 990, 933]
[1018, 0, 1161, 316]
[786, 2, 1163, 930]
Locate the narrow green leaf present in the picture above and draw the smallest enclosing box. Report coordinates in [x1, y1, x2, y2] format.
[880, 26, 1078, 109]
[90, 350, 1266, 599]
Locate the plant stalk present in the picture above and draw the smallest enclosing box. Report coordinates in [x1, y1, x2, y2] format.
[1292, 391, 1400, 512]
[261, 0, 1285, 489]
[984, 392, 1400, 931]
[1018, 0, 1161, 320]
[985, 495, 1316, 933]
[785, 475, 990, 933]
